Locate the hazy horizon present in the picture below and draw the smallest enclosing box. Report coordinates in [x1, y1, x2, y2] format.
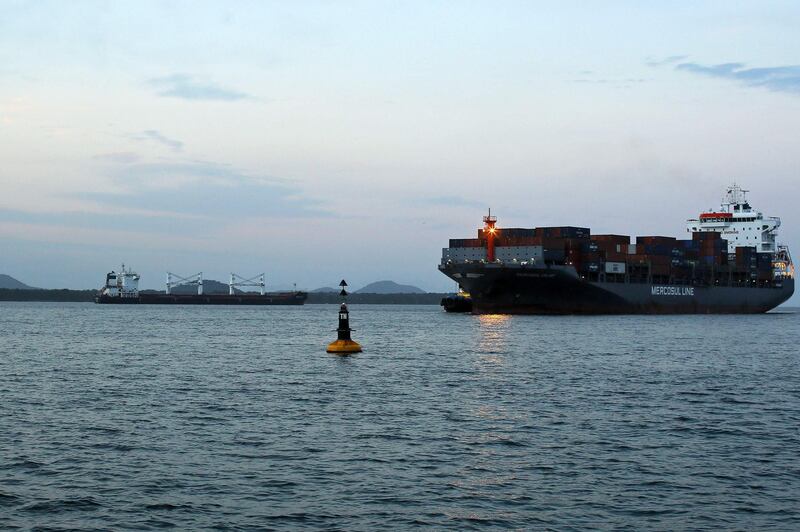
[1, 2, 798, 303]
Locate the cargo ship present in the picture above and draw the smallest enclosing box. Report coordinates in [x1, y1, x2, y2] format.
[95, 268, 307, 305]
[439, 185, 794, 314]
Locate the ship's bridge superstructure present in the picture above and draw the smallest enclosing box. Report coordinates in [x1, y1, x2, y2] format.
[686, 184, 780, 254]
[100, 264, 140, 298]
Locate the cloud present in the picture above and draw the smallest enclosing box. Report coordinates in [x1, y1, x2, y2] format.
[0, 220, 210, 251]
[0, 160, 330, 248]
[137, 130, 184, 152]
[92, 160, 328, 219]
[93, 152, 141, 164]
[146, 74, 251, 101]
[675, 61, 800, 94]
[570, 77, 647, 85]
[568, 72, 647, 89]
[645, 55, 688, 67]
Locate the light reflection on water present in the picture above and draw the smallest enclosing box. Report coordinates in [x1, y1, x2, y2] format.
[476, 314, 511, 359]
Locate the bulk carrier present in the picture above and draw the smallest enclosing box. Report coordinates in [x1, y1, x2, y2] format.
[95, 269, 307, 305]
[439, 185, 794, 314]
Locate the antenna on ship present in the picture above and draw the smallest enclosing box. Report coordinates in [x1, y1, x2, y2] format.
[725, 181, 749, 207]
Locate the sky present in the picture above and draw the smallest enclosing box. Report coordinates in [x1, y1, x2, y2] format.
[1, 1, 799, 298]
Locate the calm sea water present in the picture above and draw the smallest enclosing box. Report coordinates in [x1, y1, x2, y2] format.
[1, 302, 799, 530]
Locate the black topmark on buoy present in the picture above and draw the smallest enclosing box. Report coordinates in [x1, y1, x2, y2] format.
[326, 280, 362, 354]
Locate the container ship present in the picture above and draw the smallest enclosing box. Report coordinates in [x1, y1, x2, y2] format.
[439, 184, 794, 314]
[95, 269, 307, 305]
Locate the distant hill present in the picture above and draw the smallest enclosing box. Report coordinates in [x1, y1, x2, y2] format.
[354, 280, 425, 294]
[311, 286, 339, 293]
[0, 274, 37, 290]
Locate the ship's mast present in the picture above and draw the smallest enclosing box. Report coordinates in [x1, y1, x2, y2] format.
[722, 182, 750, 212]
[483, 208, 497, 262]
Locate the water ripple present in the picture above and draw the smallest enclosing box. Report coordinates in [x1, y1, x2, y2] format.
[1, 303, 799, 530]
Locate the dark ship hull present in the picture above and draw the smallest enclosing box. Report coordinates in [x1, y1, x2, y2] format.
[440, 293, 473, 313]
[440, 263, 794, 315]
[95, 292, 308, 305]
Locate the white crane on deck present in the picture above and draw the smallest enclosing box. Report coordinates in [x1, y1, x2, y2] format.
[228, 273, 266, 295]
[166, 272, 203, 295]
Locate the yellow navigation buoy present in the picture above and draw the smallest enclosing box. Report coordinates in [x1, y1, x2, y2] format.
[327, 280, 362, 354]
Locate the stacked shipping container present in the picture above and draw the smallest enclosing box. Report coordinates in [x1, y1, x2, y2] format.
[445, 224, 778, 287]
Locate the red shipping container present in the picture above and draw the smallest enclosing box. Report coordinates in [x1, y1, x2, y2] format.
[636, 236, 677, 245]
[594, 234, 631, 245]
[604, 251, 627, 262]
[693, 231, 722, 241]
